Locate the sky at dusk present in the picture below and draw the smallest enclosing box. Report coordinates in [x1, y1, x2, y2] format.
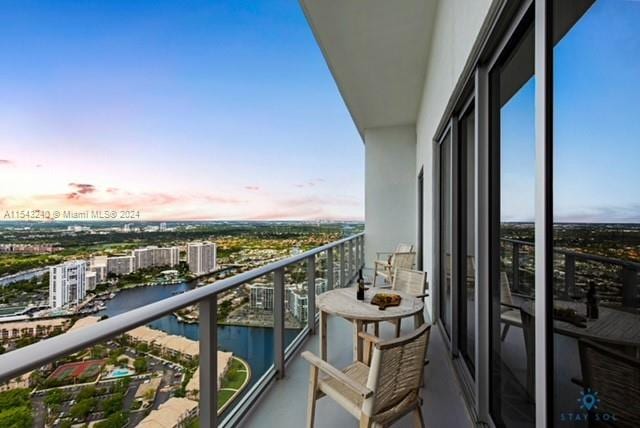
[0, 1, 363, 221]
[501, 0, 640, 223]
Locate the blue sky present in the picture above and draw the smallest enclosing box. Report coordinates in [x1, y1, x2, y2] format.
[502, 0, 640, 223]
[0, 1, 363, 220]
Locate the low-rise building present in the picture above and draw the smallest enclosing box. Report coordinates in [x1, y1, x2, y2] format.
[124, 326, 199, 362]
[0, 318, 69, 341]
[185, 351, 233, 398]
[134, 376, 162, 402]
[137, 397, 198, 428]
[0, 371, 32, 392]
[67, 316, 100, 334]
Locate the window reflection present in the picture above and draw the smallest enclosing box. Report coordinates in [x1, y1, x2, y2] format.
[553, 1, 640, 426]
[490, 22, 536, 428]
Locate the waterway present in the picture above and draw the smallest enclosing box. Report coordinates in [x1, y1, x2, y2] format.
[0, 267, 48, 286]
[97, 281, 301, 394]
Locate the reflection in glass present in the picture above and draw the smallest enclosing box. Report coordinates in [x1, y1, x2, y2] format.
[489, 22, 536, 428]
[553, 1, 640, 426]
[440, 131, 452, 337]
[459, 107, 476, 375]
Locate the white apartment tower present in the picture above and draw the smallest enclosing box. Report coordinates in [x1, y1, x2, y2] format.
[49, 260, 87, 308]
[133, 246, 180, 270]
[187, 242, 217, 275]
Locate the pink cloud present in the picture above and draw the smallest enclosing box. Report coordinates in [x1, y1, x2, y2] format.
[0, 159, 14, 166]
[244, 186, 260, 191]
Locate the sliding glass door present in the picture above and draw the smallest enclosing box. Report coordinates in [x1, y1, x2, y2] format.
[552, 1, 640, 426]
[458, 105, 476, 377]
[439, 131, 453, 338]
[489, 17, 536, 428]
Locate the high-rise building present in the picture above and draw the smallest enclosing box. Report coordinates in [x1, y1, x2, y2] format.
[133, 246, 180, 270]
[249, 285, 274, 311]
[85, 271, 97, 291]
[106, 255, 134, 276]
[187, 242, 217, 275]
[286, 287, 308, 323]
[49, 261, 87, 308]
[89, 255, 108, 282]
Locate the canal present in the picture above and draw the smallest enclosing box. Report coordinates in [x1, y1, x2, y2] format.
[97, 281, 301, 400]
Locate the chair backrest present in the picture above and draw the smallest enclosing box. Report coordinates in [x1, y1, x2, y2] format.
[392, 268, 427, 297]
[391, 252, 415, 271]
[578, 339, 640, 428]
[395, 243, 413, 253]
[500, 271, 513, 307]
[365, 324, 431, 418]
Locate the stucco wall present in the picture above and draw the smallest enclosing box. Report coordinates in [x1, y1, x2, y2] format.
[416, 0, 494, 317]
[364, 125, 417, 269]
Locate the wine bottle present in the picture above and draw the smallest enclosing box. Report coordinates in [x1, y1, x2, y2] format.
[357, 268, 365, 301]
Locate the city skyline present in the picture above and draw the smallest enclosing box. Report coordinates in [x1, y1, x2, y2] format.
[0, 1, 363, 221]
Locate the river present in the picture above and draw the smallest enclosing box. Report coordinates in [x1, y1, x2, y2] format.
[97, 281, 301, 394]
[0, 267, 48, 286]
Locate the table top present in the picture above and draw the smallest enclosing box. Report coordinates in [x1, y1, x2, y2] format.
[521, 300, 640, 347]
[317, 287, 424, 321]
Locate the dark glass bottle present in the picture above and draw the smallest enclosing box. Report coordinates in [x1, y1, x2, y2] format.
[586, 282, 599, 320]
[357, 268, 365, 301]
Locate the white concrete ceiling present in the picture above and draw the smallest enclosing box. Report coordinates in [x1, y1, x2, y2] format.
[300, 0, 437, 138]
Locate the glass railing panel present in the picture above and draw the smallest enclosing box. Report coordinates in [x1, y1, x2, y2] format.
[283, 260, 307, 349]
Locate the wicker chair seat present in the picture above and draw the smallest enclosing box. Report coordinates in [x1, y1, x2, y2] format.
[317, 361, 370, 417]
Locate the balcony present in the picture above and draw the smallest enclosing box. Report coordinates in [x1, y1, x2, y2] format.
[0, 234, 477, 427]
[239, 304, 472, 428]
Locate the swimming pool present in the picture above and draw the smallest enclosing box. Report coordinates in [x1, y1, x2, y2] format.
[107, 368, 134, 378]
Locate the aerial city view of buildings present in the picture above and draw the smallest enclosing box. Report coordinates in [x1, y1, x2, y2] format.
[0, 221, 353, 427]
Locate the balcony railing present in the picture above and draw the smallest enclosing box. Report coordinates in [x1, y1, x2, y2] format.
[0, 233, 365, 427]
[502, 238, 640, 308]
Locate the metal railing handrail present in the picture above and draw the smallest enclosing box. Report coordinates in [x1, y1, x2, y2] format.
[0, 232, 365, 424]
[500, 237, 640, 270]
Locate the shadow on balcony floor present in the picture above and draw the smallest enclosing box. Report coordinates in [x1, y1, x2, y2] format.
[240, 311, 473, 428]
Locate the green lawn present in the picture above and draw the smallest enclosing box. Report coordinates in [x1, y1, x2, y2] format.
[216, 357, 250, 411]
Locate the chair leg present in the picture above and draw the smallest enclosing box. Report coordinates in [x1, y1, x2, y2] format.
[306, 366, 319, 428]
[395, 319, 402, 338]
[373, 321, 379, 337]
[373, 269, 378, 286]
[501, 324, 510, 341]
[413, 407, 425, 428]
[359, 415, 373, 428]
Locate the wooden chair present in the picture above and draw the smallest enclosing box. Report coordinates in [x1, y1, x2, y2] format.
[577, 339, 640, 428]
[519, 307, 535, 401]
[373, 250, 416, 286]
[373, 268, 428, 337]
[500, 272, 522, 341]
[303, 324, 431, 428]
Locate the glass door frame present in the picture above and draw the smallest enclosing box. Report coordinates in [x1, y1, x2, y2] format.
[434, 123, 455, 344]
[429, 0, 556, 426]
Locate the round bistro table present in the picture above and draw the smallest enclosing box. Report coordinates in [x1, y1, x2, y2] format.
[317, 287, 424, 362]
